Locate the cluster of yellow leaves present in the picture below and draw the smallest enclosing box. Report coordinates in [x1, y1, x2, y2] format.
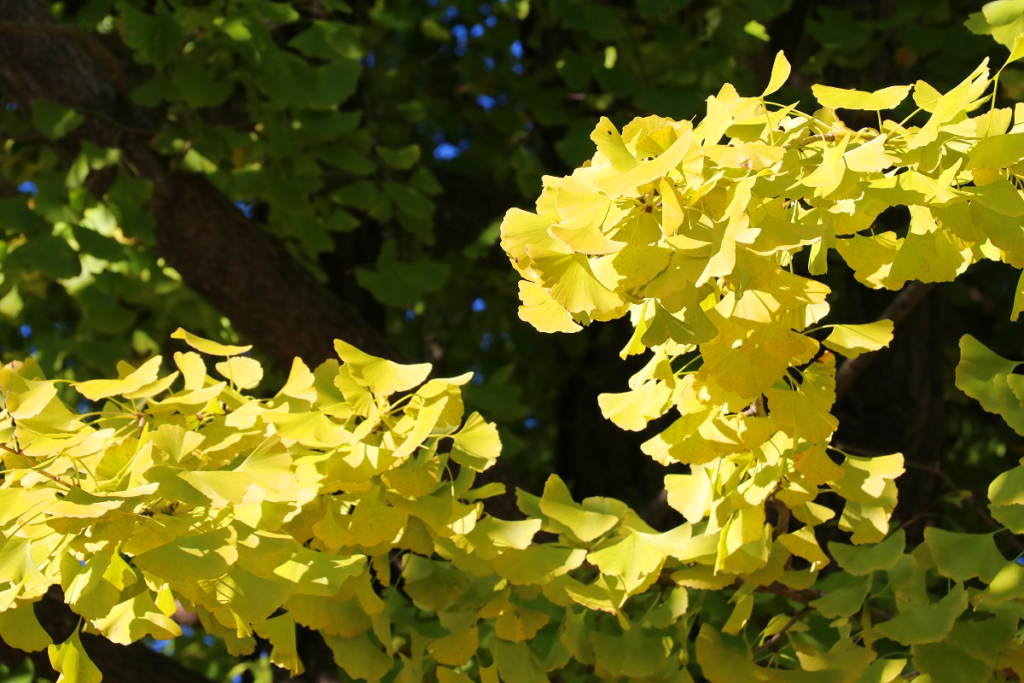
[0, 329, 514, 682]
[0, 329, 793, 683]
[501, 45, 1024, 682]
[8, 37, 1024, 683]
[502, 50, 922, 581]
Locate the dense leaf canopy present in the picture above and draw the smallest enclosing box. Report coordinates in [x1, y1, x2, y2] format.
[5, 1, 1024, 683]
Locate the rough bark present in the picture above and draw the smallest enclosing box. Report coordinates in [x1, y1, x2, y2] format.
[0, 0, 393, 366]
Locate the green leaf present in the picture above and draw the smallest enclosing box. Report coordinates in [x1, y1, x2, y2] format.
[8, 236, 81, 280]
[356, 259, 450, 307]
[988, 464, 1024, 532]
[923, 528, 1007, 583]
[1013, 269, 1024, 322]
[874, 585, 968, 645]
[376, 145, 421, 170]
[170, 57, 234, 108]
[829, 529, 905, 575]
[256, 50, 360, 109]
[91, 591, 182, 645]
[323, 633, 392, 683]
[744, 20, 770, 42]
[854, 658, 906, 683]
[955, 335, 1024, 435]
[912, 641, 990, 683]
[810, 573, 872, 619]
[116, 2, 184, 69]
[30, 100, 84, 140]
[694, 626, 764, 683]
[289, 21, 363, 60]
[491, 640, 549, 683]
[590, 626, 672, 678]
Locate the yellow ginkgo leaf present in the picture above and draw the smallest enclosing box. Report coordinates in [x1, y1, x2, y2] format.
[529, 247, 629, 317]
[822, 320, 894, 359]
[494, 606, 549, 642]
[428, 625, 479, 666]
[811, 84, 911, 110]
[793, 442, 844, 486]
[843, 134, 899, 173]
[595, 125, 693, 199]
[450, 411, 502, 472]
[517, 280, 582, 334]
[171, 327, 252, 356]
[75, 356, 162, 401]
[538, 474, 621, 542]
[48, 630, 101, 683]
[334, 340, 431, 397]
[597, 382, 671, 432]
[590, 116, 637, 171]
[761, 50, 791, 97]
[254, 614, 304, 675]
[500, 208, 557, 273]
[778, 527, 830, 570]
[0, 602, 52, 652]
[91, 590, 182, 645]
[215, 356, 264, 390]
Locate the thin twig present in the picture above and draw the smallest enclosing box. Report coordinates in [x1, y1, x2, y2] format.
[0, 443, 73, 489]
[753, 606, 810, 656]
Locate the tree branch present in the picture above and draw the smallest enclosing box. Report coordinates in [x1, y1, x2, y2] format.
[752, 605, 810, 657]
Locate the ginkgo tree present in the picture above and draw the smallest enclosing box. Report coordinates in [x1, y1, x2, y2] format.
[9, 8, 1024, 683]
